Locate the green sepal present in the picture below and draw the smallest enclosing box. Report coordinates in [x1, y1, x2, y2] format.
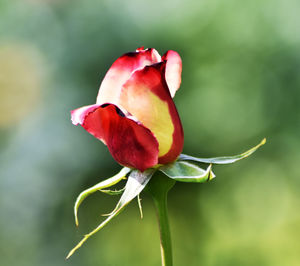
[113, 169, 155, 211]
[73, 167, 131, 227]
[179, 138, 266, 164]
[66, 168, 155, 259]
[159, 161, 215, 183]
[137, 194, 143, 219]
[99, 187, 125, 196]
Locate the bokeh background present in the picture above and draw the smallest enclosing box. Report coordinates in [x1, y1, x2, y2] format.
[1, 0, 299, 265]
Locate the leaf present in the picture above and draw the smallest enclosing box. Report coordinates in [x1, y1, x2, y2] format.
[159, 161, 215, 183]
[179, 138, 266, 164]
[66, 168, 155, 259]
[74, 167, 131, 227]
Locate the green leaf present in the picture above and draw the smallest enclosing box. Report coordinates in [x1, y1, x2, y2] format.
[179, 138, 266, 164]
[66, 168, 155, 259]
[74, 167, 131, 227]
[159, 161, 215, 183]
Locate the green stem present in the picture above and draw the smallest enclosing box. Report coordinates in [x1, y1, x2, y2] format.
[153, 190, 172, 266]
[146, 172, 176, 266]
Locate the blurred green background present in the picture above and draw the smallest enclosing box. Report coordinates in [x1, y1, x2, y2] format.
[0, 0, 299, 265]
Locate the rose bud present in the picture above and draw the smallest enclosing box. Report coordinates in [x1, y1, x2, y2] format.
[71, 47, 184, 172]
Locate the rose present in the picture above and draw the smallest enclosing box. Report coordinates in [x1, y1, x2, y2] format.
[68, 48, 266, 261]
[71, 47, 184, 172]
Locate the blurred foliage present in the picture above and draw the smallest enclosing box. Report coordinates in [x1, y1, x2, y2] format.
[0, 0, 299, 265]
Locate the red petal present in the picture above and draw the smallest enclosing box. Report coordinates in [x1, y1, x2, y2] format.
[71, 104, 159, 171]
[162, 50, 182, 98]
[96, 48, 161, 105]
[120, 62, 184, 164]
[71, 104, 101, 126]
[136, 47, 145, 51]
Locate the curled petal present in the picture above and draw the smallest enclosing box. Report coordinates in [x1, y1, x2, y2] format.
[162, 50, 182, 98]
[71, 104, 159, 171]
[136, 46, 145, 51]
[96, 48, 161, 105]
[120, 62, 184, 164]
[71, 104, 100, 126]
